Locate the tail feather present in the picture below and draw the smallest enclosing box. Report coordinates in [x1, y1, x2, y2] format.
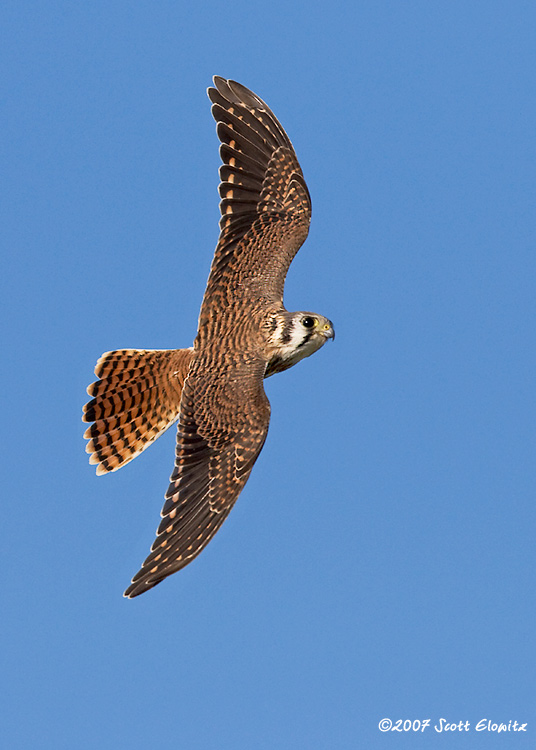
[83, 348, 194, 475]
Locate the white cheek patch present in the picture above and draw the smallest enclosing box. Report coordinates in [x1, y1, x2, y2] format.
[288, 324, 309, 350]
[278, 326, 322, 365]
[296, 334, 323, 359]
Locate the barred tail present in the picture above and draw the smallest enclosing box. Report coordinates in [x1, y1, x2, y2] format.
[83, 348, 194, 475]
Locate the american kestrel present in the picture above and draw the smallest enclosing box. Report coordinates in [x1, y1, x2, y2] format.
[83, 78, 334, 597]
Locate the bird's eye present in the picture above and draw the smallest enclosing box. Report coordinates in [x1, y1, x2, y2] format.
[302, 317, 316, 328]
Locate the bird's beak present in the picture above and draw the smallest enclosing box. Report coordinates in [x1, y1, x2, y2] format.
[320, 324, 335, 341]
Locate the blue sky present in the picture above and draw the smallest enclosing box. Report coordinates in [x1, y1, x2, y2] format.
[2, 1, 535, 748]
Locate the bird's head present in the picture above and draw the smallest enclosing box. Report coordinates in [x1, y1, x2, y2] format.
[265, 311, 334, 377]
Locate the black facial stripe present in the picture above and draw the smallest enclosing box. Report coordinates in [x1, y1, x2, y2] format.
[280, 321, 293, 344]
[297, 332, 313, 349]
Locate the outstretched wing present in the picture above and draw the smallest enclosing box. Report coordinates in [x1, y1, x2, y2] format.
[201, 77, 312, 314]
[124, 358, 270, 598]
[125, 79, 307, 597]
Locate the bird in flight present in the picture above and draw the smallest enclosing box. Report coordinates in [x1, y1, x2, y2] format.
[83, 77, 334, 597]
